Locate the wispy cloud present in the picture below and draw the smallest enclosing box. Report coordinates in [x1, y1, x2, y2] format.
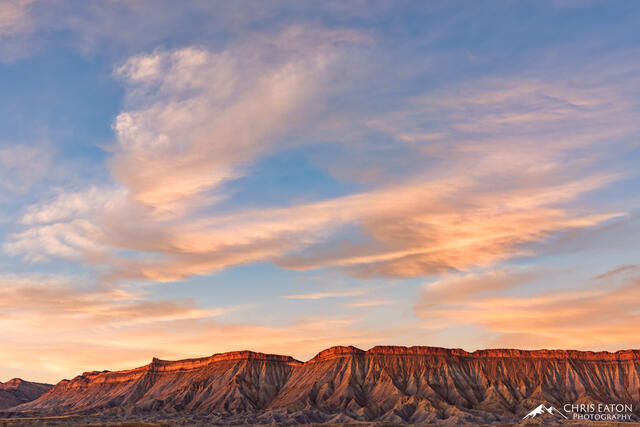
[6, 48, 637, 282]
[109, 28, 364, 217]
[2, 0, 640, 384]
[419, 268, 545, 305]
[0, 142, 51, 198]
[345, 299, 394, 308]
[415, 267, 640, 350]
[594, 264, 638, 281]
[0, 275, 223, 328]
[0, 0, 35, 37]
[0, 273, 396, 383]
[282, 288, 369, 300]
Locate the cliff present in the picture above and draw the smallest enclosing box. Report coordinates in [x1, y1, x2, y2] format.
[12, 345, 640, 425]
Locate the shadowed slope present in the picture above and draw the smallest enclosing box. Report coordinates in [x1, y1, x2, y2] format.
[0, 379, 52, 410]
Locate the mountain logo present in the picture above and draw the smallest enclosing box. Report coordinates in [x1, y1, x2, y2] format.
[522, 403, 569, 421]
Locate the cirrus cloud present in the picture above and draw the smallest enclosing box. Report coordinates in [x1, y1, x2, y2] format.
[415, 265, 640, 350]
[5, 36, 640, 283]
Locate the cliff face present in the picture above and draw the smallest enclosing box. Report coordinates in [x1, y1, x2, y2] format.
[0, 379, 52, 410]
[18, 351, 300, 416]
[14, 346, 640, 425]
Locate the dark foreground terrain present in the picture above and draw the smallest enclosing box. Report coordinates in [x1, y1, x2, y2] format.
[2, 345, 640, 425]
[2, 420, 640, 427]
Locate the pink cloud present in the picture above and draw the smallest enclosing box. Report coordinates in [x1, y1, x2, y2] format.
[415, 267, 640, 350]
[5, 38, 639, 283]
[0, 274, 395, 383]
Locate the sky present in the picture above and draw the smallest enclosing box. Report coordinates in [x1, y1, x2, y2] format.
[1, 0, 640, 384]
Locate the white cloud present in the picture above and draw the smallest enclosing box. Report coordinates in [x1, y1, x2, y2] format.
[7, 48, 637, 281]
[109, 29, 361, 217]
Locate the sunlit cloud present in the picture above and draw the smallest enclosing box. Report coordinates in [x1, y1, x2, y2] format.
[282, 288, 369, 300]
[418, 268, 544, 304]
[2, 0, 640, 386]
[0, 275, 222, 328]
[345, 299, 394, 308]
[110, 29, 357, 217]
[415, 266, 640, 350]
[6, 48, 635, 282]
[0, 274, 394, 383]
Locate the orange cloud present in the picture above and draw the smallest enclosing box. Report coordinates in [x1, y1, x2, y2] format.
[415, 266, 640, 350]
[282, 288, 370, 300]
[0, 274, 396, 383]
[5, 157, 622, 282]
[5, 41, 639, 283]
[345, 299, 394, 308]
[419, 268, 543, 305]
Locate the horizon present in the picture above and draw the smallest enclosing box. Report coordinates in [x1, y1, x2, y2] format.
[1, 0, 640, 385]
[6, 342, 640, 385]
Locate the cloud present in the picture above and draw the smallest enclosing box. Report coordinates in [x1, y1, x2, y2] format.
[0, 0, 34, 37]
[6, 47, 634, 281]
[4, 27, 365, 267]
[415, 267, 640, 350]
[282, 288, 369, 300]
[109, 33, 344, 216]
[0, 0, 282, 61]
[273, 174, 619, 278]
[419, 268, 544, 305]
[20, 186, 125, 225]
[4, 216, 109, 263]
[0, 143, 51, 198]
[594, 264, 639, 281]
[0, 274, 222, 328]
[2, 1, 640, 384]
[345, 298, 394, 308]
[0, 273, 397, 383]
[50, 172, 616, 283]
[0, 0, 62, 62]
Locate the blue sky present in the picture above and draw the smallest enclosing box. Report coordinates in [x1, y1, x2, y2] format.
[1, 0, 640, 383]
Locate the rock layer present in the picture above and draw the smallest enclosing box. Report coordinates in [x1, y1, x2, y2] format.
[13, 345, 640, 425]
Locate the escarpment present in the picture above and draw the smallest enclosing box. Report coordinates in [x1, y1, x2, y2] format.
[11, 345, 640, 425]
[0, 379, 52, 410]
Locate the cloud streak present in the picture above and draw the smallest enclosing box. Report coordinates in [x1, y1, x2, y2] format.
[6, 43, 637, 283]
[3, 2, 640, 384]
[415, 266, 640, 350]
[282, 288, 370, 300]
[0, 273, 395, 383]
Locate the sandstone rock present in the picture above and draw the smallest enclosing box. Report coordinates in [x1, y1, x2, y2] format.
[13, 345, 640, 424]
